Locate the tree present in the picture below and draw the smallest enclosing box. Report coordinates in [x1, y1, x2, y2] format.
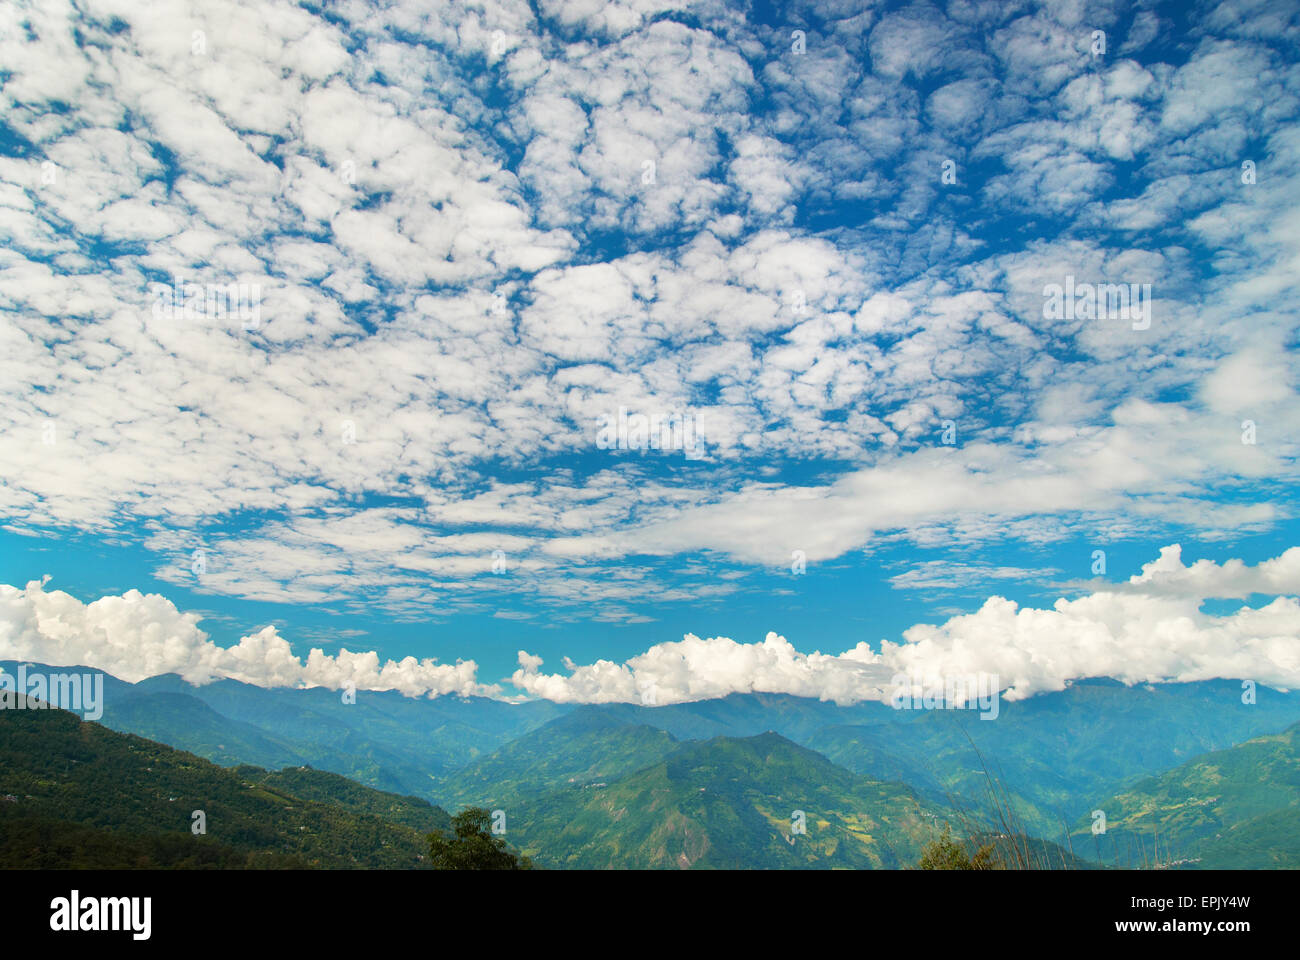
[427, 808, 533, 870]
[918, 827, 996, 870]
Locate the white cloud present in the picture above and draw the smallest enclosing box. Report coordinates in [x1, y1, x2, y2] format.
[0, 578, 498, 697]
[517, 544, 1300, 704]
[0, 0, 1297, 626]
[4, 544, 1300, 704]
[888, 561, 1055, 592]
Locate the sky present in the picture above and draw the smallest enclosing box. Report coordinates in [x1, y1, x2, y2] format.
[1, 0, 1299, 705]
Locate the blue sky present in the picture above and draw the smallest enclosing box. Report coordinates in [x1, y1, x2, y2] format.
[1, 0, 1299, 704]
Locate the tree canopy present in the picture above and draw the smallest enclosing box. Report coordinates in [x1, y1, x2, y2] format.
[427, 808, 533, 870]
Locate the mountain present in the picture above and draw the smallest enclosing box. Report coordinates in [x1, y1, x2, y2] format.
[125, 669, 568, 781]
[1190, 808, 1300, 869]
[537, 691, 889, 742]
[466, 682, 1300, 843]
[9, 660, 1300, 867]
[434, 707, 682, 809]
[507, 732, 949, 869]
[97, 690, 308, 770]
[0, 696, 452, 868]
[1, 661, 569, 799]
[1074, 722, 1300, 869]
[805, 679, 1300, 836]
[236, 764, 452, 835]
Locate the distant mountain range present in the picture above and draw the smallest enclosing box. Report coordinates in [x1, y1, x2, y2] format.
[435, 708, 682, 810]
[506, 730, 945, 869]
[437, 708, 951, 868]
[4, 661, 1300, 868]
[804, 678, 1299, 836]
[1074, 722, 1300, 869]
[0, 661, 566, 798]
[0, 694, 451, 868]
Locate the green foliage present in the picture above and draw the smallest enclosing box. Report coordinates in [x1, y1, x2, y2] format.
[0, 699, 450, 868]
[809, 679, 1300, 838]
[1076, 722, 1300, 868]
[34, 658, 1300, 855]
[9, 665, 1300, 871]
[0, 814, 302, 869]
[1192, 808, 1300, 868]
[427, 808, 533, 870]
[237, 765, 449, 834]
[435, 708, 680, 810]
[504, 731, 946, 869]
[918, 828, 996, 870]
[9, 660, 568, 798]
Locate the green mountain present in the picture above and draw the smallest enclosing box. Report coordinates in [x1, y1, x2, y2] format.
[434, 707, 682, 809]
[558, 692, 886, 742]
[1191, 808, 1300, 869]
[0, 661, 569, 800]
[1073, 722, 1300, 869]
[0, 697, 451, 868]
[807, 679, 1300, 837]
[119, 669, 567, 793]
[100, 690, 309, 770]
[10, 661, 1299, 868]
[507, 732, 949, 869]
[236, 764, 451, 835]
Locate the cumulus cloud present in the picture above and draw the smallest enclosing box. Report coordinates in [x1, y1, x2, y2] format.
[4, 544, 1299, 704]
[512, 630, 887, 704]
[516, 544, 1300, 704]
[0, 578, 498, 698]
[1114, 543, 1300, 599]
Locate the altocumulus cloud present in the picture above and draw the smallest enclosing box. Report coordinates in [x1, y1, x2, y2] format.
[1, 0, 1299, 625]
[4, 544, 1299, 704]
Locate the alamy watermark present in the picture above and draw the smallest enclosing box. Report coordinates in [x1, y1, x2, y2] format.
[1043, 276, 1151, 330]
[50, 891, 150, 940]
[596, 406, 705, 459]
[150, 275, 262, 330]
[889, 671, 1001, 720]
[0, 666, 104, 721]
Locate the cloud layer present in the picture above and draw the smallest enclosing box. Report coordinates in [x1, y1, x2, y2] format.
[0, 577, 497, 697]
[4, 544, 1297, 704]
[1, 0, 1298, 624]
